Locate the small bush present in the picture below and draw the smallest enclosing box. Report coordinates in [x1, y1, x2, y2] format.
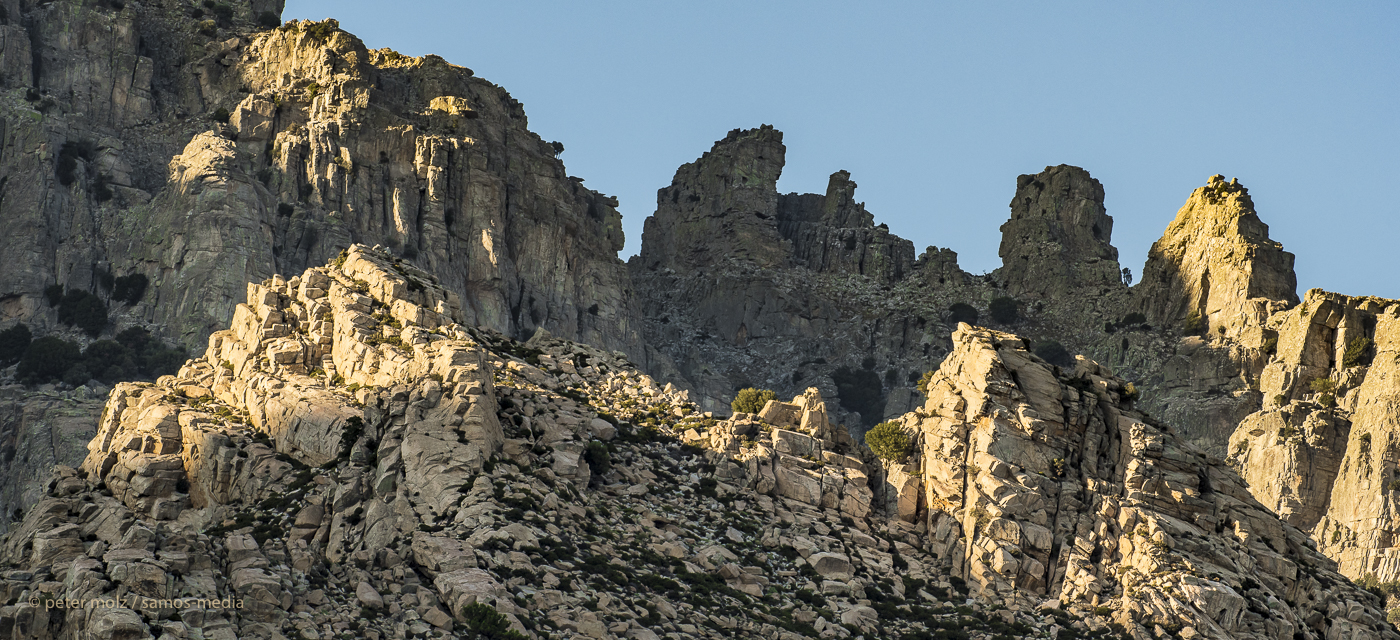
[988, 297, 1019, 324]
[459, 602, 527, 640]
[1310, 378, 1336, 395]
[56, 140, 98, 186]
[730, 387, 775, 414]
[212, 107, 230, 123]
[196, 19, 216, 35]
[1033, 340, 1073, 368]
[0, 323, 32, 365]
[915, 370, 935, 396]
[1122, 382, 1139, 402]
[866, 421, 912, 462]
[44, 285, 65, 307]
[209, 2, 233, 23]
[1119, 312, 1147, 326]
[1343, 336, 1372, 368]
[1262, 334, 1278, 355]
[948, 302, 978, 325]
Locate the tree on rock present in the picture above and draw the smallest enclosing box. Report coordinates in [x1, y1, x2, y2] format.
[865, 421, 912, 463]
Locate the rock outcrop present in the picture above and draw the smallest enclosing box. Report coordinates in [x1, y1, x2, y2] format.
[0, 387, 106, 535]
[1229, 290, 1400, 581]
[892, 323, 1392, 638]
[1104, 175, 1302, 451]
[685, 388, 874, 519]
[8, 247, 1391, 640]
[1, 3, 642, 357]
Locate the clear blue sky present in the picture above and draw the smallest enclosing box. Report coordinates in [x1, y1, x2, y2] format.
[285, 1, 1399, 299]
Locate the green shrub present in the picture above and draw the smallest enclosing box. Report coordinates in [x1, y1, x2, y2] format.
[730, 387, 775, 414]
[18, 336, 81, 383]
[459, 602, 527, 639]
[62, 363, 91, 387]
[1343, 336, 1372, 368]
[1183, 312, 1204, 335]
[56, 290, 107, 336]
[1262, 334, 1278, 355]
[196, 19, 216, 35]
[948, 302, 978, 325]
[583, 440, 611, 478]
[44, 285, 65, 307]
[1122, 382, 1139, 402]
[988, 297, 1019, 324]
[1310, 377, 1336, 395]
[112, 274, 148, 305]
[212, 107, 230, 123]
[866, 421, 912, 462]
[832, 366, 885, 425]
[0, 323, 32, 365]
[1119, 312, 1147, 326]
[1033, 340, 1072, 368]
[56, 140, 96, 186]
[915, 370, 935, 396]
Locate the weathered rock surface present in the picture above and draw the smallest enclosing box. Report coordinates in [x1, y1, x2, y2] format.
[895, 323, 1393, 638]
[1229, 290, 1400, 581]
[0, 387, 106, 535]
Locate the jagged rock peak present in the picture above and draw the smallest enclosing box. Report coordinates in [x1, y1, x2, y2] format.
[635, 125, 915, 282]
[1136, 174, 1298, 339]
[635, 125, 788, 272]
[996, 165, 1123, 298]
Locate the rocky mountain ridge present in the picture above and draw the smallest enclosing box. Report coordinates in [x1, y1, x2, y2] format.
[2, 246, 1394, 640]
[3, 0, 1400, 630]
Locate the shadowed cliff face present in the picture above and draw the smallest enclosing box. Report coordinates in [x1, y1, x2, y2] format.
[630, 127, 971, 423]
